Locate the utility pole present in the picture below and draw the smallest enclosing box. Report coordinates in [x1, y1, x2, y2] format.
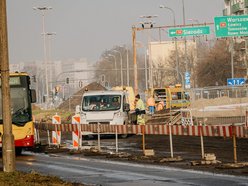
[126, 47, 130, 86]
[113, 50, 123, 86]
[0, 0, 16, 172]
[182, 0, 189, 86]
[230, 38, 234, 78]
[132, 26, 138, 95]
[46, 32, 56, 94]
[159, 5, 180, 83]
[245, 38, 248, 77]
[33, 6, 52, 108]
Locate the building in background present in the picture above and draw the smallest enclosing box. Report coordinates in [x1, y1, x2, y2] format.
[58, 58, 95, 99]
[223, 0, 248, 16]
[149, 40, 197, 87]
[10, 58, 95, 106]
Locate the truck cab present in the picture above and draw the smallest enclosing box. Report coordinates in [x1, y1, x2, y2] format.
[79, 90, 131, 125]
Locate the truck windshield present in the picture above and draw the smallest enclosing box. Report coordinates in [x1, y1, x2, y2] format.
[82, 95, 121, 111]
[0, 87, 30, 126]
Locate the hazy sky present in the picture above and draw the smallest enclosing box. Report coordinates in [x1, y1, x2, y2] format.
[6, 0, 224, 64]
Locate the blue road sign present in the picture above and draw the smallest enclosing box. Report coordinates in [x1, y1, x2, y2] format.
[227, 78, 246, 86]
[185, 72, 191, 89]
[185, 72, 190, 78]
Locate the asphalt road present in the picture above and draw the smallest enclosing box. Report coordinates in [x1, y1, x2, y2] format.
[11, 152, 248, 186]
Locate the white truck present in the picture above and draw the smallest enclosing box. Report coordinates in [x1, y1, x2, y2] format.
[76, 90, 136, 138]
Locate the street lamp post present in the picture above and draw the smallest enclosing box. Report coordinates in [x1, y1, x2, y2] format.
[182, 0, 189, 80]
[145, 49, 148, 90]
[159, 5, 180, 83]
[33, 6, 52, 107]
[126, 47, 129, 86]
[46, 32, 56, 93]
[245, 38, 248, 77]
[118, 45, 130, 86]
[113, 50, 123, 87]
[132, 26, 138, 94]
[139, 15, 158, 89]
[136, 41, 148, 90]
[188, 19, 200, 88]
[108, 54, 118, 86]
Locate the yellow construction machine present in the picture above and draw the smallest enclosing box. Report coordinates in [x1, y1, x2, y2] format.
[147, 84, 190, 110]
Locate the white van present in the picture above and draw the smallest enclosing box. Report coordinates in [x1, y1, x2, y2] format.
[78, 90, 132, 126]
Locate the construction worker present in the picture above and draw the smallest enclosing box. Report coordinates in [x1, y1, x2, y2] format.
[147, 94, 155, 115]
[135, 94, 146, 125]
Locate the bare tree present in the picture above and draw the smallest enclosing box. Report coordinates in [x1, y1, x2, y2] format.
[95, 46, 146, 90]
[166, 45, 197, 85]
[152, 57, 174, 87]
[196, 40, 231, 87]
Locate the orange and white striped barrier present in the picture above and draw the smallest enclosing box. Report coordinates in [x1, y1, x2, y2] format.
[72, 114, 81, 149]
[35, 122, 248, 139]
[52, 114, 61, 145]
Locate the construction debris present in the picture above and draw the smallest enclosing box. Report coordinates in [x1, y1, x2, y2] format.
[190, 153, 221, 166]
[144, 149, 155, 156]
[217, 162, 248, 169]
[106, 152, 132, 158]
[159, 156, 183, 163]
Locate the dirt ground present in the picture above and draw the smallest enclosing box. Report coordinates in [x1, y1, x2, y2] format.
[126, 135, 248, 176]
[0, 171, 84, 186]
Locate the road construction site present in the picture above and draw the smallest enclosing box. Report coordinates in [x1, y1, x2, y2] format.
[32, 82, 248, 178]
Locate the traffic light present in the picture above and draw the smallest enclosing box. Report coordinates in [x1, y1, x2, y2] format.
[66, 77, 69, 84]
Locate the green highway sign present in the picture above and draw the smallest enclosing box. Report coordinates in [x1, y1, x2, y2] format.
[214, 15, 248, 38]
[168, 26, 210, 38]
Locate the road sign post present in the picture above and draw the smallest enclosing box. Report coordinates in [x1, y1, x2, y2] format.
[168, 26, 210, 38]
[214, 15, 248, 38]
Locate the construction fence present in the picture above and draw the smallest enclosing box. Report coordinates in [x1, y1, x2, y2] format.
[34, 114, 248, 163]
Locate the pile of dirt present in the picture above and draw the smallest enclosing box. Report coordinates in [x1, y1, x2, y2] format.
[189, 97, 248, 117]
[58, 82, 106, 111]
[190, 97, 248, 109]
